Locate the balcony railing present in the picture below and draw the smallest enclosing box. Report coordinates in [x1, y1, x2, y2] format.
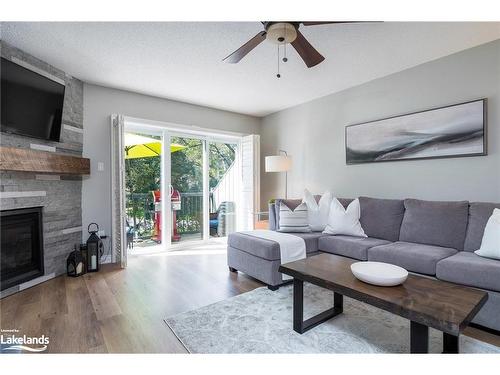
[126, 191, 214, 237]
[126, 193, 154, 239]
[177, 192, 204, 234]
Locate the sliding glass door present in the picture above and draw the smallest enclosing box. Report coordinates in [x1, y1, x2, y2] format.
[209, 141, 239, 238]
[121, 119, 257, 257]
[168, 136, 240, 245]
[169, 136, 205, 244]
[123, 130, 163, 254]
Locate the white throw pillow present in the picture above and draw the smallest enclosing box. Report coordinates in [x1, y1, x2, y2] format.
[277, 201, 311, 233]
[475, 208, 500, 260]
[323, 198, 367, 237]
[302, 189, 332, 231]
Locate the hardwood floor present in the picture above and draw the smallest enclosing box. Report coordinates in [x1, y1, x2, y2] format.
[0, 243, 263, 353]
[1, 241, 499, 353]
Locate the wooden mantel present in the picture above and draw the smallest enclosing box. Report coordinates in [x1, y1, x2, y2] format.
[0, 146, 90, 175]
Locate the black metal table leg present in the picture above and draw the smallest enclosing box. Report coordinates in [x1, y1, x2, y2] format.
[334, 292, 343, 312]
[410, 321, 429, 353]
[293, 279, 304, 333]
[443, 332, 459, 354]
[293, 278, 343, 334]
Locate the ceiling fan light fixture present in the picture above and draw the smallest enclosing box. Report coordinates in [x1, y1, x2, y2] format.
[224, 21, 368, 67]
[266, 22, 297, 45]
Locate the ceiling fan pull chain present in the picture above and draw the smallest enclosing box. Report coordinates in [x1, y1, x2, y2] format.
[276, 45, 281, 78]
[283, 24, 288, 63]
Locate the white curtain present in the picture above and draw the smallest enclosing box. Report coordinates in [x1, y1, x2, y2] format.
[239, 134, 260, 231]
[110, 114, 127, 268]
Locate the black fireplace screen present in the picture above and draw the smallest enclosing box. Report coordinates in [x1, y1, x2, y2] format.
[1, 207, 44, 291]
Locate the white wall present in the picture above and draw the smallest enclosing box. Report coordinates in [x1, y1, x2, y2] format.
[82, 84, 261, 240]
[261, 40, 500, 207]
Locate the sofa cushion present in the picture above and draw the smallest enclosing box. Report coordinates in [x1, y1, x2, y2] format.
[436, 251, 500, 292]
[368, 241, 457, 275]
[228, 232, 325, 261]
[359, 196, 405, 242]
[464, 202, 500, 252]
[318, 235, 390, 261]
[268, 202, 277, 231]
[228, 232, 280, 260]
[399, 199, 469, 250]
[336, 198, 354, 209]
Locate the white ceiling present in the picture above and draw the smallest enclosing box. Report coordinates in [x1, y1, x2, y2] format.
[2, 22, 500, 117]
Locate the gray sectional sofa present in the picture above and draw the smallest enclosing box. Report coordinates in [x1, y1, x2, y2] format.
[227, 196, 500, 332]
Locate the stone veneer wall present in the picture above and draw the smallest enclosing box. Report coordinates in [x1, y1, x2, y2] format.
[0, 41, 84, 297]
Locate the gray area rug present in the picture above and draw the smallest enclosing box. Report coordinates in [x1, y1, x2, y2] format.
[165, 283, 500, 354]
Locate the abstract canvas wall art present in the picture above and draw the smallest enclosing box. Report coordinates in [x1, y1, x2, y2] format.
[345, 99, 486, 164]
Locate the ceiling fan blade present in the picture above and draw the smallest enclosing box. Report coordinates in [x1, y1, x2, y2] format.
[223, 31, 267, 64]
[302, 21, 379, 26]
[291, 29, 325, 68]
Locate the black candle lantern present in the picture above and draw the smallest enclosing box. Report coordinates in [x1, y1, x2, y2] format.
[79, 244, 88, 273]
[67, 245, 85, 277]
[86, 222, 103, 272]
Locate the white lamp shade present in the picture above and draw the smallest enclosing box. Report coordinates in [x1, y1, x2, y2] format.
[265, 155, 292, 172]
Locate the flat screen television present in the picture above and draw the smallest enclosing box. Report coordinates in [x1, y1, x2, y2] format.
[1, 57, 65, 142]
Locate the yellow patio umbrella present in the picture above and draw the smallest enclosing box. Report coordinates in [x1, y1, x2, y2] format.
[124, 133, 185, 159]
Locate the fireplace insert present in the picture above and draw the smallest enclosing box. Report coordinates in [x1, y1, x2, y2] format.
[1, 207, 44, 291]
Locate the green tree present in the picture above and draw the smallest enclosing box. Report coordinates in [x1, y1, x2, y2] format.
[125, 157, 160, 236]
[125, 157, 161, 194]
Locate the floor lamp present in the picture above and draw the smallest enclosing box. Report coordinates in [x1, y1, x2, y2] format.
[265, 150, 292, 198]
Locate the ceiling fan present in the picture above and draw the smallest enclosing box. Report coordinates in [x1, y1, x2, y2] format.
[223, 21, 362, 69]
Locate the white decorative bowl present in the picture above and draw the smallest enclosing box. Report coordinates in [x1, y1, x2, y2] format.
[350, 262, 408, 286]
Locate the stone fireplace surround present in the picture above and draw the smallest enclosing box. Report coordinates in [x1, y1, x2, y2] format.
[0, 41, 84, 298]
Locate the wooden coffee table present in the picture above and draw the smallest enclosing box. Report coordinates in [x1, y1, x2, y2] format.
[278, 253, 488, 353]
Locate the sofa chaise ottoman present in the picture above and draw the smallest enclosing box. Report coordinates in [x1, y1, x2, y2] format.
[226, 196, 500, 332]
[227, 231, 323, 289]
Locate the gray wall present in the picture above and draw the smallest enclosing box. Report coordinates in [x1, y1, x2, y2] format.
[82, 84, 261, 244]
[0, 41, 84, 294]
[261, 39, 500, 207]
